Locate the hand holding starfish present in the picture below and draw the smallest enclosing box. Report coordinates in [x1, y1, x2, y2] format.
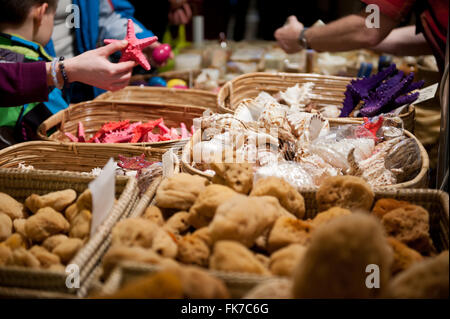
[104, 19, 158, 71]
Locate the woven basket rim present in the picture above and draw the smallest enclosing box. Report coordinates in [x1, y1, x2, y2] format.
[37, 100, 207, 148]
[96, 86, 217, 100]
[181, 126, 429, 189]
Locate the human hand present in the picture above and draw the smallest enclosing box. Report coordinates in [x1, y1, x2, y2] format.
[168, 0, 192, 25]
[65, 41, 136, 91]
[274, 15, 304, 54]
[143, 42, 175, 68]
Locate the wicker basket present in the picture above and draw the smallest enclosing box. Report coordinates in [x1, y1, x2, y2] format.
[0, 287, 78, 299]
[72, 150, 179, 297]
[37, 100, 208, 151]
[0, 141, 179, 174]
[181, 128, 429, 189]
[99, 189, 448, 299]
[217, 72, 416, 132]
[95, 87, 218, 111]
[0, 169, 138, 297]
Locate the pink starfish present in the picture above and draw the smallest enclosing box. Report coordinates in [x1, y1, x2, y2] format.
[104, 19, 158, 71]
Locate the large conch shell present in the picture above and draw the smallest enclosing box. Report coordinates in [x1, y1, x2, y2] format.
[287, 112, 330, 144]
[280, 83, 315, 111]
[234, 103, 254, 122]
[258, 102, 295, 142]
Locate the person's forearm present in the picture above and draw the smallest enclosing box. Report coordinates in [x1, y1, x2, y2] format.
[0, 62, 49, 107]
[45, 62, 64, 87]
[306, 13, 396, 52]
[371, 25, 433, 56]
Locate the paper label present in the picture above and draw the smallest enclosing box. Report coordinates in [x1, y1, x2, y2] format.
[414, 83, 439, 105]
[162, 149, 175, 179]
[89, 158, 116, 237]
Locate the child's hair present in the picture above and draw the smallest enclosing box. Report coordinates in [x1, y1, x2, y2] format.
[0, 0, 58, 26]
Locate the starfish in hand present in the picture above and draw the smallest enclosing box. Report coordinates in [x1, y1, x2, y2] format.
[104, 19, 158, 70]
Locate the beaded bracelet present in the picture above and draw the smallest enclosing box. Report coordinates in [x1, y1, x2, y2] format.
[51, 58, 62, 89]
[58, 56, 69, 88]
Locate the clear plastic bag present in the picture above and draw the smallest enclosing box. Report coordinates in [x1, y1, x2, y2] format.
[305, 125, 375, 171]
[254, 162, 315, 189]
[385, 137, 422, 183]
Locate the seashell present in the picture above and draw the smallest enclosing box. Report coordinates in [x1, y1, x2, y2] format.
[255, 91, 279, 106]
[354, 136, 404, 187]
[234, 103, 255, 122]
[318, 104, 341, 118]
[200, 113, 247, 132]
[258, 104, 295, 143]
[236, 143, 258, 164]
[287, 112, 330, 143]
[237, 92, 279, 121]
[295, 149, 342, 186]
[192, 140, 232, 164]
[280, 83, 315, 111]
[245, 130, 279, 147]
[256, 149, 283, 167]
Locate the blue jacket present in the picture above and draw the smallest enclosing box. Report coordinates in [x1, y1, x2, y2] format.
[45, 0, 154, 97]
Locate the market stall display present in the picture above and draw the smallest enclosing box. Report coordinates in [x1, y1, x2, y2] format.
[217, 72, 417, 131]
[0, 6, 447, 301]
[93, 172, 448, 298]
[0, 169, 137, 296]
[37, 101, 207, 151]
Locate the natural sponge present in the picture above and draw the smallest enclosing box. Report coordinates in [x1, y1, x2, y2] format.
[209, 195, 288, 247]
[316, 176, 374, 212]
[381, 205, 434, 254]
[210, 240, 270, 275]
[25, 189, 77, 214]
[211, 162, 254, 194]
[387, 251, 449, 299]
[292, 214, 392, 298]
[250, 177, 305, 219]
[155, 173, 209, 211]
[0, 193, 25, 220]
[188, 184, 237, 229]
[25, 207, 70, 242]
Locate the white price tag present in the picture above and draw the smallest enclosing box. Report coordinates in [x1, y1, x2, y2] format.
[162, 149, 175, 179]
[413, 83, 439, 105]
[89, 158, 116, 237]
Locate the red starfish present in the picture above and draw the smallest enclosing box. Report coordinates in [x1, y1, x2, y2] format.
[104, 19, 158, 71]
[362, 116, 384, 140]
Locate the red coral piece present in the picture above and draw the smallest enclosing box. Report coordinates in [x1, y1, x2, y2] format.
[104, 20, 158, 71]
[118, 154, 154, 171]
[130, 118, 164, 143]
[65, 132, 78, 143]
[102, 131, 133, 143]
[77, 122, 86, 142]
[180, 123, 189, 139]
[157, 122, 170, 135]
[363, 116, 384, 140]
